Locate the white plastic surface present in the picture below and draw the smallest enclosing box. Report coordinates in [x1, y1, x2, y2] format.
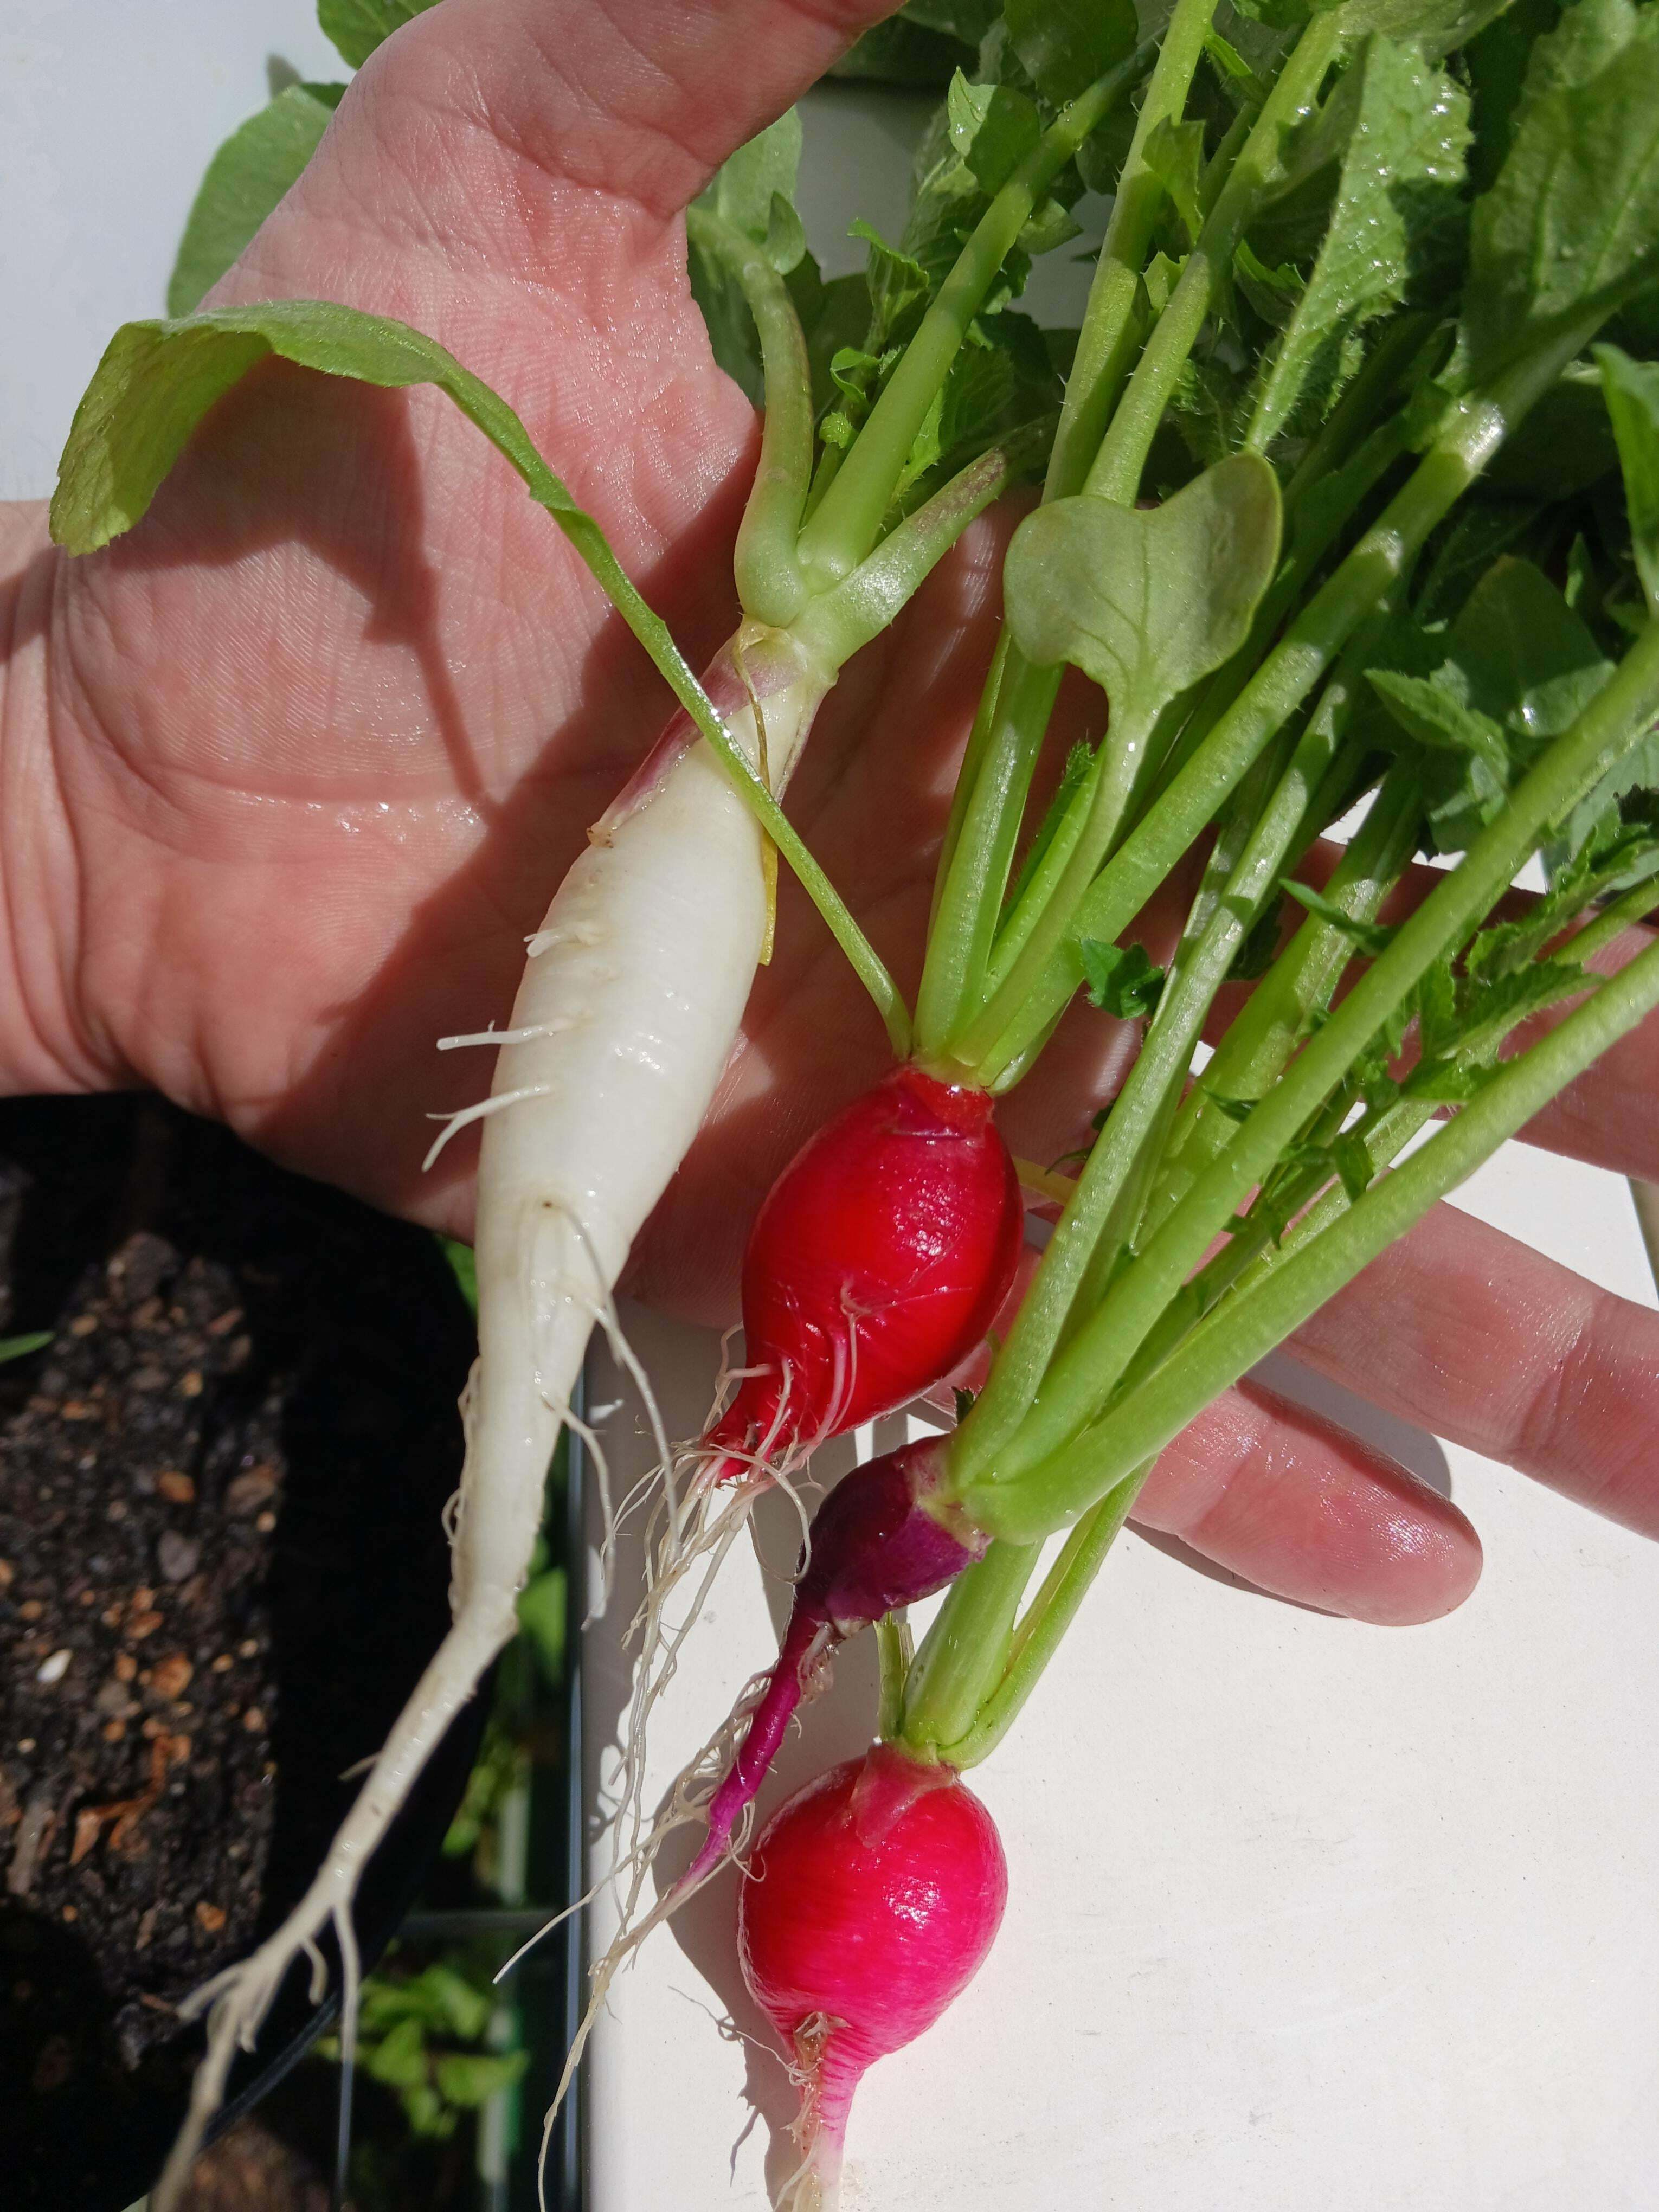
[582, 1150, 1659, 2212]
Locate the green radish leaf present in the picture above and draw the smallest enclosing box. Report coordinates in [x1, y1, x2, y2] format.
[1280, 879, 1398, 955]
[1594, 342, 1659, 619]
[1327, 0, 1517, 58]
[1371, 556, 1615, 848]
[948, 73, 1044, 191]
[689, 111, 807, 401]
[853, 217, 935, 342]
[906, 0, 1004, 40]
[1465, 0, 1561, 194]
[1330, 1129, 1376, 1203]
[1233, 241, 1304, 329]
[1078, 939, 1167, 1017]
[1366, 667, 1514, 769]
[0, 1332, 50, 1366]
[1006, 0, 1139, 106]
[1141, 115, 1207, 246]
[1004, 740, 1096, 915]
[1485, 362, 1622, 501]
[1454, 556, 1613, 722]
[1462, 0, 1659, 387]
[1246, 37, 1470, 450]
[833, 10, 983, 86]
[168, 83, 344, 317]
[318, 0, 441, 70]
[436, 1234, 477, 1315]
[1003, 453, 1283, 731]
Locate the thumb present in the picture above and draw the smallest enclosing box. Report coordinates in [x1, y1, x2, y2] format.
[240, 0, 904, 293]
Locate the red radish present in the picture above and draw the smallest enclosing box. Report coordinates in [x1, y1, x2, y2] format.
[681, 1436, 987, 1890]
[704, 1065, 1023, 1477]
[739, 1745, 1008, 2210]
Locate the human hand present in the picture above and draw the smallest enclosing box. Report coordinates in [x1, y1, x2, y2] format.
[2, 0, 1655, 1632]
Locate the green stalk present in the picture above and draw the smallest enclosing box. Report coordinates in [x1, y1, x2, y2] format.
[1142, 757, 1425, 1234]
[954, 314, 1610, 1081]
[953, 877, 1659, 1627]
[958, 650, 1374, 1461]
[968, 928, 1659, 1540]
[876, 1612, 915, 1744]
[898, 1538, 1040, 1753]
[929, 629, 1012, 935]
[914, 648, 1065, 1056]
[796, 44, 1154, 589]
[1086, 12, 1349, 510]
[914, 2, 1222, 1056]
[684, 206, 815, 628]
[923, 1467, 1149, 1769]
[793, 433, 1043, 672]
[1043, 0, 1222, 503]
[954, 615, 1659, 1496]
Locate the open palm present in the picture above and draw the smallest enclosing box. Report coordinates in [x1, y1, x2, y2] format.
[4, 0, 1658, 1625]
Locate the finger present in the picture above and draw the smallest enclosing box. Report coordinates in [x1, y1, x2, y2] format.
[1290, 1198, 1659, 1538]
[1133, 1375, 1482, 1626]
[248, 0, 902, 292]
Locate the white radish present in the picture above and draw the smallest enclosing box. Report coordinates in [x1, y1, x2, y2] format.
[155, 623, 831, 2206]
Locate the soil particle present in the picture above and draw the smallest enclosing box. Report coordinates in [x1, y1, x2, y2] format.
[0, 1096, 474, 2209]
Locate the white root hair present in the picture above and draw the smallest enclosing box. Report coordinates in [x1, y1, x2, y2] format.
[151, 633, 832, 2207]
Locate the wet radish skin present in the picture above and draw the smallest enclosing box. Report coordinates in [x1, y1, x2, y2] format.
[706, 1064, 1024, 1467]
[738, 1746, 1008, 2166]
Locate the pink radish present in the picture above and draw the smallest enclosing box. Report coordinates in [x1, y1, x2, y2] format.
[704, 1065, 1023, 1476]
[738, 1744, 1007, 2211]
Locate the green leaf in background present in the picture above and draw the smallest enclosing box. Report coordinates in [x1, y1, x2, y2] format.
[1246, 37, 1470, 450]
[1595, 342, 1659, 619]
[434, 2049, 530, 2108]
[1007, 0, 1140, 104]
[516, 1565, 567, 1687]
[833, 14, 982, 86]
[1368, 555, 1615, 845]
[1003, 453, 1283, 731]
[168, 83, 345, 317]
[1141, 115, 1206, 246]
[1078, 938, 1167, 1015]
[1329, 0, 1517, 59]
[1484, 361, 1620, 500]
[687, 111, 807, 403]
[948, 73, 1044, 191]
[0, 1332, 50, 1366]
[1462, 0, 1659, 387]
[319, 0, 442, 71]
[436, 1233, 478, 1314]
[1465, 0, 1561, 195]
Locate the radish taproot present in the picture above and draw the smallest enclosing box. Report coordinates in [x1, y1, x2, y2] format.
[738, 1746, 1008, 2212]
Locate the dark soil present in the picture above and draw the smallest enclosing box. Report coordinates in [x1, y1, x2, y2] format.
[0, 1096, 479, 2210]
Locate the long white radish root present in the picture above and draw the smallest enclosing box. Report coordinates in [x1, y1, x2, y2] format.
[155, 623, 831, 2207]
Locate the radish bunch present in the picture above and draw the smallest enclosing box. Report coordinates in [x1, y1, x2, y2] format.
[48, 0, 1659, 2203]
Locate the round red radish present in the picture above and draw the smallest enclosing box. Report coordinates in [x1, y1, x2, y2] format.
[738, 1745, 1007, 2205]
[706, 1065, 1023, 1474]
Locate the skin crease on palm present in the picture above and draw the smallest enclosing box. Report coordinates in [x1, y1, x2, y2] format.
[1, 0, 1657, 1634]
